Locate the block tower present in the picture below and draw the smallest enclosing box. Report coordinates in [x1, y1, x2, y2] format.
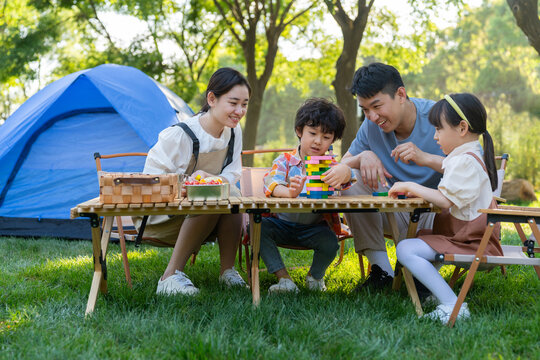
[303, 146, 335, 199]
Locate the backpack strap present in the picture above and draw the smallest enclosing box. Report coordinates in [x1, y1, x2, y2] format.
[222, 128, 235, 172]
[174, 122, 199, 174]
[174, 122, 235, 174]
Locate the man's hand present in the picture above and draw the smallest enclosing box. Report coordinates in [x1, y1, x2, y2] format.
[322, 163, 351, 189]
[358, 151, 392, 189]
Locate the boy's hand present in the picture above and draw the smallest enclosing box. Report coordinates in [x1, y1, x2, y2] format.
[288, 175, 306, 197]
[322, 163, 351, 189]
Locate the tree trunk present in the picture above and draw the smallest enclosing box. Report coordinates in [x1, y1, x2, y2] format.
[334, 34, 362, 155]
[325, 0, 373, 155]
[242, 82, 265, 166]
[507, 0, 540, 55]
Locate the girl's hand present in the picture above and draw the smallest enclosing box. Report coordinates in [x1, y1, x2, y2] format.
[391, 142, 428, 165]
[388, 182, 417, 198]
[322, 163, 351, 189]
[288, 175, 306, 197]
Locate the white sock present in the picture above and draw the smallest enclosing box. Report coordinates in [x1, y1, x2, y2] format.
[364, 249, 394, 277]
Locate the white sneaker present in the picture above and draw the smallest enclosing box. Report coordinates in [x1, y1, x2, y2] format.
[156, 270, 199, 296]
[306, 275, 327, 291]
[423, 303, 470, 323]
[268, 278, 299, 293]
[219, 267, 247, 287]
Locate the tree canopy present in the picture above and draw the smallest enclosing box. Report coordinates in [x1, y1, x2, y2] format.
[1, 0, 539, 185]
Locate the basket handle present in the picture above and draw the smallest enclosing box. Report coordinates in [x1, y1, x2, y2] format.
[114, 177, 160, 185]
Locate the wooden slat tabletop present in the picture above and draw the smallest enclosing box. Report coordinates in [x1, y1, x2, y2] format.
[71, 195, 436, 219]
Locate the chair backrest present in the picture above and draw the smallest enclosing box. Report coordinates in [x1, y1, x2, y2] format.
[94, 152, 148, 172]
[494, 153, 509, 198]
[240, 167, 270, 197]
[240, 148, 293, 197]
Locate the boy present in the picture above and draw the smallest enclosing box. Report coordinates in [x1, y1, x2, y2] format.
[261, 98, 355, 293]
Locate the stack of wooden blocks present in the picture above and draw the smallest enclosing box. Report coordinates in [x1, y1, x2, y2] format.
[98, 172, 178, 204]
[304, 154, 335, 199]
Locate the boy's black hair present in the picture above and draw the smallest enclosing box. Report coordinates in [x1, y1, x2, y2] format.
[350, 62, 404, 99]
[294, 98, 346, 140]
[428, 93, 498, 192]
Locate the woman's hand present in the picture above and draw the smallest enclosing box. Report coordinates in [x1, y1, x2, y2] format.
[189, 170, 214, 181]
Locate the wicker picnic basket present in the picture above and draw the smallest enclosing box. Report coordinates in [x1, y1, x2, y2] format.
[98, 172, 179, 204]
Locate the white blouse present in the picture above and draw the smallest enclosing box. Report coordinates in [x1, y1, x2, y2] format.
[438, 141, 493, 221]
[143, 113, 242, 184]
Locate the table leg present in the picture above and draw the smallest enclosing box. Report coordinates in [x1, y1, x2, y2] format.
[395, 210, 423, 315]
[249, 213, 262, 306]
[85, 216, 113, 316]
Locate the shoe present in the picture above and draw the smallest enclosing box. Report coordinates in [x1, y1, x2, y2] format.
[156, 270, 199, 296]
[413, 277, 433, 303]
[268, 278, 299, 293]
[306, 275, 327, 291]
[219, 267, 247, 288]
[422, 294, 440, 307]
[354, 264, 393, 292]
[423, 303, 470, 323]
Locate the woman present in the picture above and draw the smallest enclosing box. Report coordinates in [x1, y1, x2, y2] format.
[137, 68, 250, 295]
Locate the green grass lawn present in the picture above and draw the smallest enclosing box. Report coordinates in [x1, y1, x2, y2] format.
[1, 221, 539, 359]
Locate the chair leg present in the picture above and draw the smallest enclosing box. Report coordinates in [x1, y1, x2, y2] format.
[514, 223, 528, 242]
[448, 222, 495, 327]
[358, 253, 365, 278]
[190, 252, 197, 265]
[238, 241, 243, 272]
[334, 240, 345, 267]
[500, 265, 507, 276]
[392, 262, 403, 291]
[448, 267, 464, 289]
[115, 216, 132, 288]
[245, 243, 252, 287]
[534, 266, 540, 280]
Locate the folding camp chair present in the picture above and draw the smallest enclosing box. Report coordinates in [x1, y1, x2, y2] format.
[442, 205, 540, 327]
[238, 165, 352, 285]
[444, 154, 510, 287]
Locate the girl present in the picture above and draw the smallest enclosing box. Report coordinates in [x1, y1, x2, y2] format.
[136, 68, 251, 295]
[388, 93, 503, 323]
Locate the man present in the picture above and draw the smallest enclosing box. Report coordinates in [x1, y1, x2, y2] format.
[341, 62, 445, 290]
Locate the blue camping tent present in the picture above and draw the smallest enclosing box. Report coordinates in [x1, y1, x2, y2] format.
[0, 64, 194, 239]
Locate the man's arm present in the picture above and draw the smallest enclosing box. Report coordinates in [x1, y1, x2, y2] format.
[341, 151, 359, 169]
